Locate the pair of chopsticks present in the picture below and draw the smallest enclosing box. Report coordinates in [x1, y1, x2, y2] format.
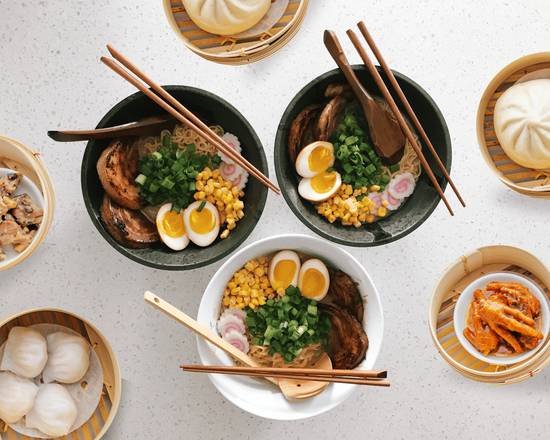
[344, 22, 465, 215]
[181, 364, 390, 387]
[100, 45, 280, 194]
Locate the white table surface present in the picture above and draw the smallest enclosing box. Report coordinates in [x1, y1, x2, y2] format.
[1, 1, 550, 438]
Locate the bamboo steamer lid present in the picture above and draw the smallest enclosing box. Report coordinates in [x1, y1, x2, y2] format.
[163, 0, 308, 65]
[0, 135, 55, 271]
[429, 245, 550, 384]
[0, 308, 121, 439]
[477, 52, 550, 197]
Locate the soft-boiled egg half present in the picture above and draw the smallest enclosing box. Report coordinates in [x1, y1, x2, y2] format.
[268, 250, 301, 291]
[295, 141, 335, 178]
[298, 259, 330, 301]
[298, 171, 342, 202]
[183, 200, 220, 247]
[156, 203, 189, 251]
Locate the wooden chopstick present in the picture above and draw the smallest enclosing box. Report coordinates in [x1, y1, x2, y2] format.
[356, 22, 465, 208]
[101, 48, 280, 195]
[181, 364, 387, 378]
[181, 365, 390, 387]
[345, 30, 454, 216]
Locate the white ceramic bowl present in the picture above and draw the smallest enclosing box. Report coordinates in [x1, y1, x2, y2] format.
[197, 234, 384, 420]
[454, 272, 550, 366]
[0, 135, 55, 271]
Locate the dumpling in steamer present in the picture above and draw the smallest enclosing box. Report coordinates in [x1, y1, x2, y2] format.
[494, 78, 550, 169]
[25, 383, 78, 437]
[0, 327, 48, 378]
[42, 332, 91, 384]
[0, 371, 38, 424]
[182, 0, 271, 35]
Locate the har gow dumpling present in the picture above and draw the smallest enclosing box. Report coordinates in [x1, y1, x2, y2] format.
[42, 332, 91, 384]
[0, 371, 38, 424]
[25, 383, 78, 437]
[182, 0, 271, 35]
[494, 78, 550, 169]
[0, 327, 47, 378]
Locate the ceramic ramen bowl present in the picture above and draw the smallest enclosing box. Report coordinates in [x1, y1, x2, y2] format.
[81, 85, 269, 270]
[274, 66, 452, 247]
[197, 233, 384, 420]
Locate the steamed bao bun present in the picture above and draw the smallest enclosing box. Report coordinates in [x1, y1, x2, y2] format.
[182, 0, 271, 35]
[494, 78, 550, 169]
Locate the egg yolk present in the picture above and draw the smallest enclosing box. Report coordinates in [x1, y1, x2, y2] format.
[301, 268, 325, 298]
[159, 211, 185, 238]
[308, 146, 332, 173]
[272, 259, 297, 289]
[190, 207, 216, 234]
[311, 171, 337, 193]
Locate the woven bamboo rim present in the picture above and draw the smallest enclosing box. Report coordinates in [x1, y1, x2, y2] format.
[0, 308, 121, 439]
[205, 2, 307, 65]
[0, 135, 55, 271]
[477, 52, 550, 196]
[429, 245, 550, 384]
[163, 0, 308, 64]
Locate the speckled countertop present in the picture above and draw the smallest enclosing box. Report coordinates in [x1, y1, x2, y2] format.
[1, 1, 550, 438]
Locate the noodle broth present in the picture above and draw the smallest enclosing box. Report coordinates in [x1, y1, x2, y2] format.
[216, 250, 367, 370]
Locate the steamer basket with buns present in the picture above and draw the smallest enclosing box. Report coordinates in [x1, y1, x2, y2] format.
[477, 53, 550, 197]
[0, 135, 55, 271]
[0, 308, 121, 439]
[429, 245, 550, 384]
[163, 0, 308, 65]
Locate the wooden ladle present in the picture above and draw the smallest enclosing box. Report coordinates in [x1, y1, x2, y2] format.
[323, 30, 405, 164]
[144, 291, 331, 400]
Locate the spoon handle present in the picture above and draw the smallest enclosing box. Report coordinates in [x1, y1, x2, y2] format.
[143, 291, 274, 379]
[47, 115, 172, 142]
[323, 30, 372, 104]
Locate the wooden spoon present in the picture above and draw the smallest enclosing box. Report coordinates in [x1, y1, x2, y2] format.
[47, 115, 173, 142]
[144, 291, 330, 400]
[323, 30, 405, 164]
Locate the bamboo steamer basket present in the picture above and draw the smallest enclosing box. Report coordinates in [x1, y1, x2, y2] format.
[429, 245, 550, 384]
[204, 1, 307, 65]
[163, 0, 308, 65]
[0, 135, 55, 271]
[0, 308, 121, 440]
[477, 53, 550, 197]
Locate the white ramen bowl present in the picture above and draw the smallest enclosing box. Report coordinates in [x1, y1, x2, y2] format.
[453, 272, 550, 366]
[197, 233, 384, 420]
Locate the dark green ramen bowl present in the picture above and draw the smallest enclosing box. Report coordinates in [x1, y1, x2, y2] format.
[274, 66, 452, 247]
[82, 86, 268, 270]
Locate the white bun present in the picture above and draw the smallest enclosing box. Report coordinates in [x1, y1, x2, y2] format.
[183, 0, 271, 35]
[494, 78, 550, 169]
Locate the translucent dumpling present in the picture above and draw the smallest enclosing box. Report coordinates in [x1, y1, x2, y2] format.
[25, 383, 78, 437]
[42, 332, 91, 384]
[0, 327, 48, 378]
[0, 371, 38, 424]
[182, 0, 271, 35]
